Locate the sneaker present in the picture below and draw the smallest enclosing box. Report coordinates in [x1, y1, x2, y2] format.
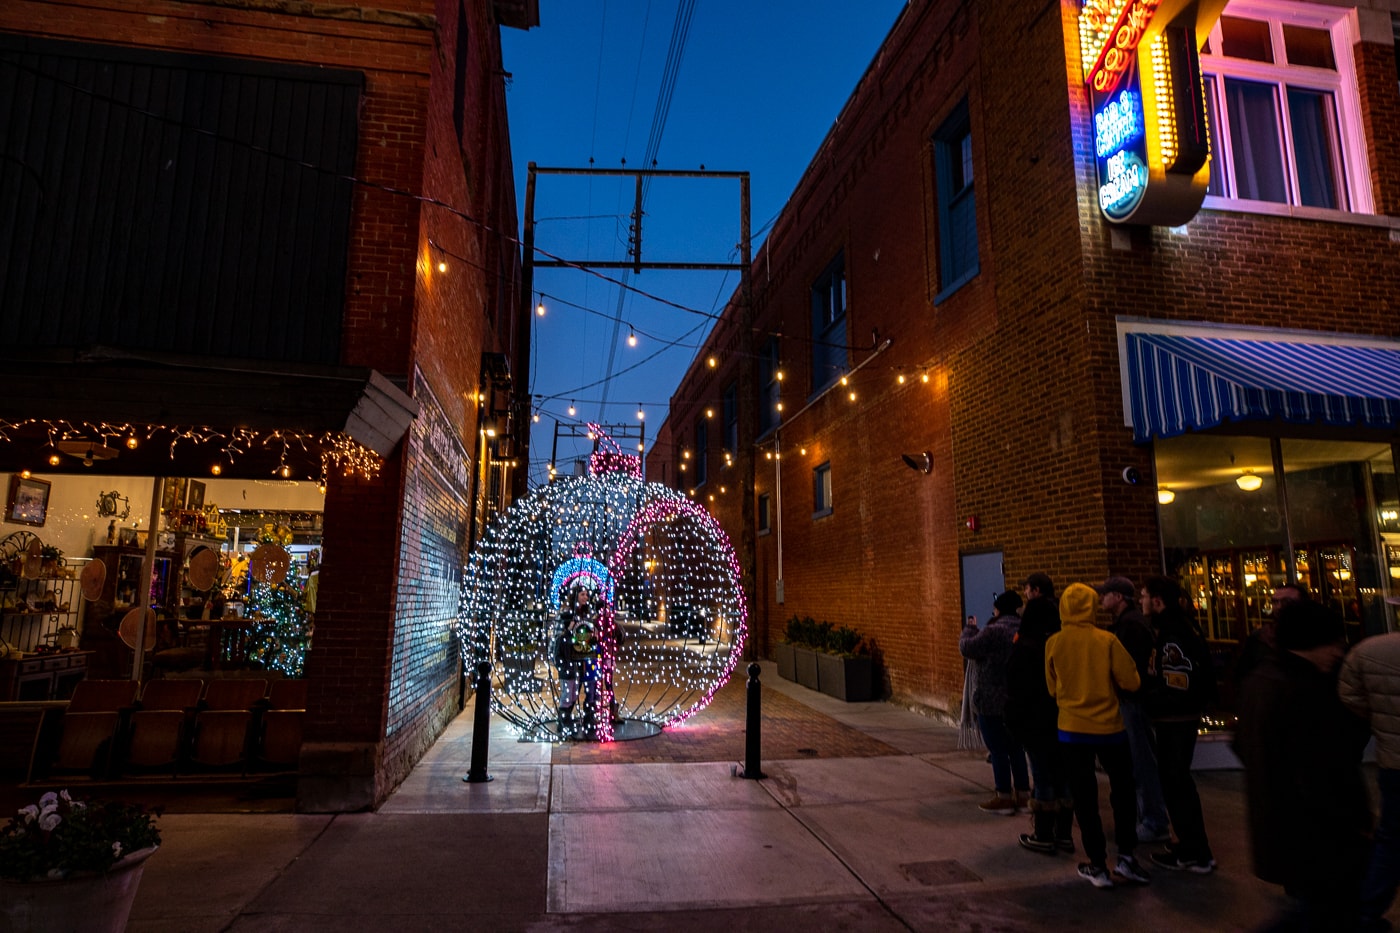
[1114, 855, 1152, 885]
[1019, 833, 1057, 854]
[978, 794, 1018, 815]
[1078, 862, 1114, 888]
[1150, 851, 1217, 874]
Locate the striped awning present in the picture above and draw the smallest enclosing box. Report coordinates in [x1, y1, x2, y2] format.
[1122, 332, 1400, 442]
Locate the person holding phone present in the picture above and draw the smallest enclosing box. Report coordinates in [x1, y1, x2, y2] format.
[961, 590, 1030, 814]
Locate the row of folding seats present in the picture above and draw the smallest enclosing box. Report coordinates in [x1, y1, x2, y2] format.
[52, 677, 306, 778]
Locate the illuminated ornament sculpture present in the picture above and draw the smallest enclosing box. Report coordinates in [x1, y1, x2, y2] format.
[458, 425, 747, 742]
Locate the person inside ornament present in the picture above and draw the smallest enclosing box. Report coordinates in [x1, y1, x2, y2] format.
[555, 585, 601, 737]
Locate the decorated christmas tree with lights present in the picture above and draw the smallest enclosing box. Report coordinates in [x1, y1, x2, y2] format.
[458, 426, 747, 742]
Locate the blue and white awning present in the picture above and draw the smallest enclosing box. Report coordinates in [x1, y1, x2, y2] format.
[1121, 329, 1400, 442]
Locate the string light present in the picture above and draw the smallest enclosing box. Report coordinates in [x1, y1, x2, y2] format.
[568, 401, 577, 417]
[705, 408, 714, 419]
[776, 370, 784, 382]
[848, 391, 857, 401]
[921, 372, 930, 383]
[707, 356, 717, 368]
[636, 404, 645, 421]
[457, 427, 746, 743]
[627, 326, 637, 347]
[536, 298, 546, 316]
[437, 260, 448, 273]
[532, 410, 541, 423]
[897, 374, 906, 384]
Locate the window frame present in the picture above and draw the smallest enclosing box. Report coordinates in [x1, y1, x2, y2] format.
[757, 493, 771, 536]
[722, 381, 738, 455]
[1200, 0, 1373, 215]
[693, 419, 708, 487]
[812, 461, 832, 520]
[933, 98, 979, 302]
[809, 253, 848, 395]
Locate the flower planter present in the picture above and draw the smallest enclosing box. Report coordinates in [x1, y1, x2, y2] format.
[793, 646, 820, 691]
[1, 845, 158, 933]
[816, 652, 873, 702]
[774, 642, 796, 682]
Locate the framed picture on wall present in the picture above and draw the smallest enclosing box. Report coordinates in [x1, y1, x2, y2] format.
[6, 474, 51, 527]
[160, 477, 187, 515]
[186, 480, 206, 511]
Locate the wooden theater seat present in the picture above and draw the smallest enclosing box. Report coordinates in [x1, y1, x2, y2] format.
[125, 679, 203, 773]
[190, 678, 268, 770]
[257, 679, 307, 770]
[53, 680, 139, 776]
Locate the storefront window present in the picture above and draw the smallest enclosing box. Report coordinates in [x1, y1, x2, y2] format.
[1157, 434, 1398, 651]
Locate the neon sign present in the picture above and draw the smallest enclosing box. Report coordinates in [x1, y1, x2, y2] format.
[1078, 0, 1224, 225]
[1095, 90, 1142, 158]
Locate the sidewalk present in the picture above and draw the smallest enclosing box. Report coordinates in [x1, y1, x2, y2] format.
[128, 663, 1307, 931]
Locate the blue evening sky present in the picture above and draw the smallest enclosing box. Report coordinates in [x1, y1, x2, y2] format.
[502, 1, 907, 483]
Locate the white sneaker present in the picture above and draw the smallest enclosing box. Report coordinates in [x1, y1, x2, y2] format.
[1078, 863, 1114, 888]
[1114, 855, 1151, 885]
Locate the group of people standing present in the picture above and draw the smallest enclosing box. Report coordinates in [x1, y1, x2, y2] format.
[962, 570, 1400, 929]
[961, 572, 1218, 889]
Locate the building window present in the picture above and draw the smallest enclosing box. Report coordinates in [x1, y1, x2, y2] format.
[813, 462, 832, 519]
[810, 253, 847, 393]
[759, 336, 781, 435]
[1201, 3, 1370, 212]
[722, 382, 738, 454]
[933, 99, 978, 300]
[757, 493, 771, 535]
[693, 419, 708, 487]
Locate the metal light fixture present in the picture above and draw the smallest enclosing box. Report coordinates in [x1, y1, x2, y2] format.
[1157, 487, 1176, 504]
[1236, 471, 1263, 492]
[901, 452, 933, 474]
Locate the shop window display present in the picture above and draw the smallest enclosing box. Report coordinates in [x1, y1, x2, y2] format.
[1158, 435, 1400, 688]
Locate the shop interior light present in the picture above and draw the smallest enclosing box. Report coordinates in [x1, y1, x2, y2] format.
[125, 436, 138, 450]
[1158, 487, 1176, 504]
[47, 454, 61, 466]
[211, 463, 223, 476]
[20, 469, 30, 479]
[1236, 471, 1263, 492]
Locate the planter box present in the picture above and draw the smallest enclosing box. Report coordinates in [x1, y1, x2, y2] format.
[774, 643, 796, 682]
[817, 652, 873, 702]
[793, 646, 820, 691]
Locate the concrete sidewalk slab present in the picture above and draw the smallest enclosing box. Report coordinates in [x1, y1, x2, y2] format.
[550, 761, 776, 813]
[547, 806, 872, 914]
[378, 758, 551, 813]
[759, 754, 975, 808]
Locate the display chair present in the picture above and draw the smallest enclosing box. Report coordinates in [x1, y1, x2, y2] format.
[257, 679, 307, 770]
[189, 678, 269, 771]
[124, 678, 203, 775]
[52, 679, 139, 777]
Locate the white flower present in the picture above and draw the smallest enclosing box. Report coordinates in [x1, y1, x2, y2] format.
[38, 812, 61, 832]
[112, 842, 123, 857]
[18, 805, 38, 823]
[38, 792, 57, 809]
[58, 789, 72, 803]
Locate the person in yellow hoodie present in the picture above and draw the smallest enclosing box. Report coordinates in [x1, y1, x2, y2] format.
[1045, 582, 1147, 889]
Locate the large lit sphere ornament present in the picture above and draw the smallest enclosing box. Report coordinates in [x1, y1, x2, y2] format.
[457, 427, 747, 742]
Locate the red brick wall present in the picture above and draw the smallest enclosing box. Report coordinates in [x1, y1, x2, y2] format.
[660, 0, 1400, 720]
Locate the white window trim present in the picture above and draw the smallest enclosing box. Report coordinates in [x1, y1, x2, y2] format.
[1202, 0, 1373, 214]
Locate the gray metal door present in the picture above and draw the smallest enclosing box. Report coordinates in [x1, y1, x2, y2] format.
[960, 551, 1005, 629]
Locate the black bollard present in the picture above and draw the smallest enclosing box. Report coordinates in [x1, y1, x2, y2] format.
[738, 662, 766, 779]
[463, 660, 494, 783]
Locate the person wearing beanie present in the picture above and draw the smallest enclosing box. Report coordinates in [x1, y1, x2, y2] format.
[1045, 582, 1145, 889]
[1236, 599, 1370, 929]
[961, 590, 1030, 814]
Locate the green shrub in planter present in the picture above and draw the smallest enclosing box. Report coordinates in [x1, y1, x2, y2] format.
[817, 625, 873, 702]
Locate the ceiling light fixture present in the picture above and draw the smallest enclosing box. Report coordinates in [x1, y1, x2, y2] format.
[1236, 471, 1263, 492]
[1158, 487, 1176, 504]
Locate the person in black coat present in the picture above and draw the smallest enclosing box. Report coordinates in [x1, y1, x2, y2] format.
[1005, 575, 1072, 854]
[1235, 599, 1371, 929]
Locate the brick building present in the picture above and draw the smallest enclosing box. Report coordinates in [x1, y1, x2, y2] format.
[0, 0, 535, 809]
[648, 0, 1400, 718]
